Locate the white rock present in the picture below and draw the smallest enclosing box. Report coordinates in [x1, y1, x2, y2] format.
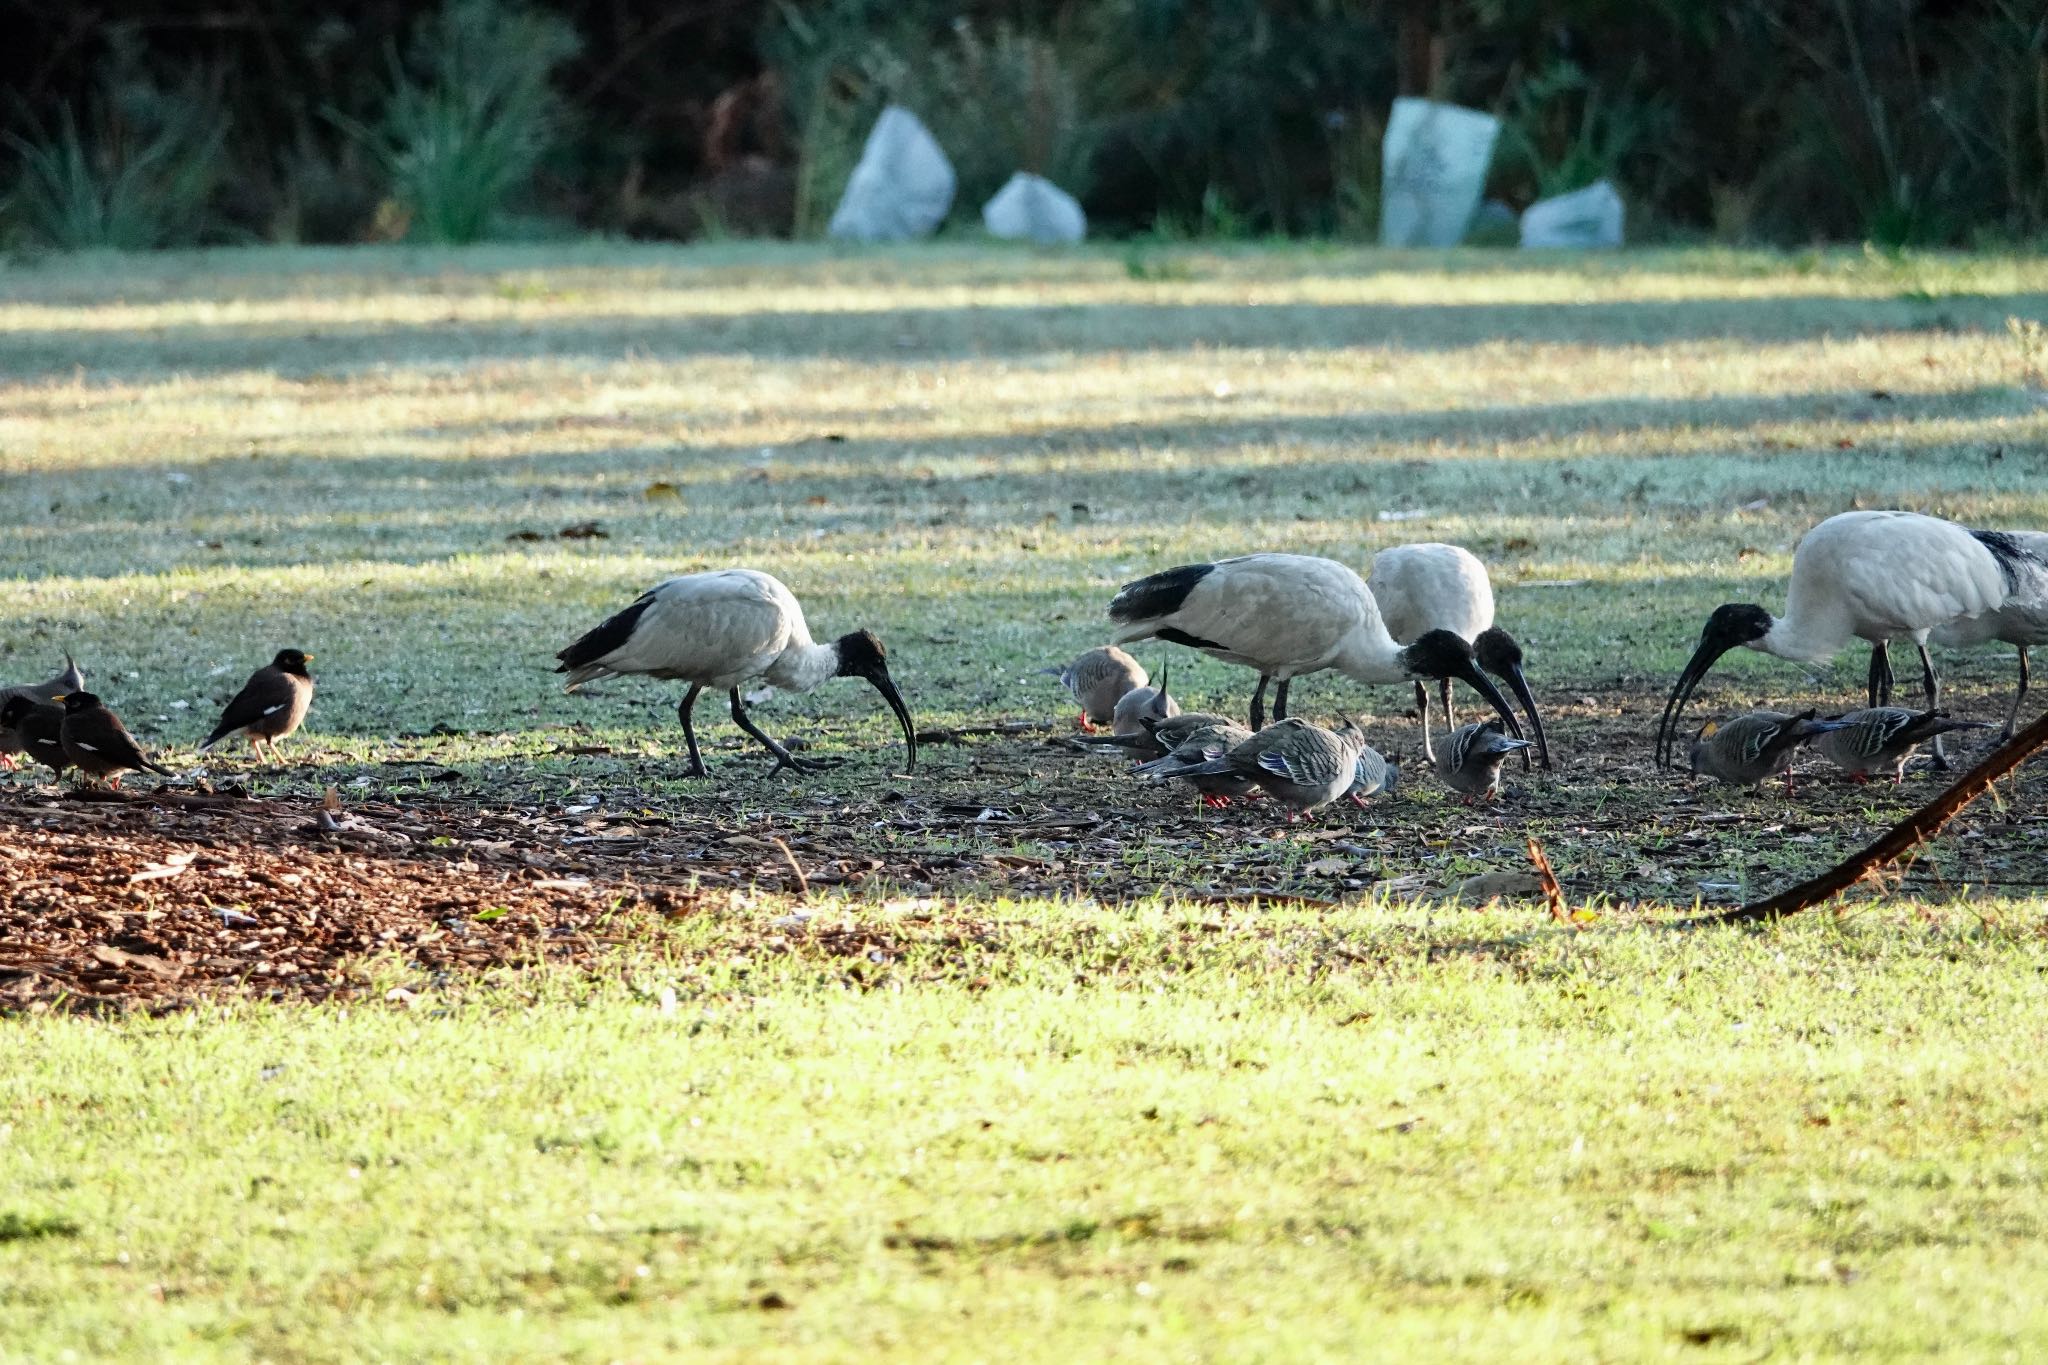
[981, 172, 1086, 245]
[1379, 98, 1501, 248]
[828, 105, 956, 242]
[1520, 180, 1624, 248]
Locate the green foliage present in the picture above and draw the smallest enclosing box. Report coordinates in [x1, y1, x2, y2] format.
[919, 21, 1097, 210]
[769, 7, 1094, 233]
[1494, 60, 1673, 202]
[2, 68, 227, 251]
[334, 0, 581, 245]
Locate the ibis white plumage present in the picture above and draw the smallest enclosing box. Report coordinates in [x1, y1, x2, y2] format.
[1105, 553, 1525, 739]
[1929, 529, 2048, 739]
[1369, 542, 1551, 768]
[1656, 511, 2014, 768]
[555, 569, 916, 776]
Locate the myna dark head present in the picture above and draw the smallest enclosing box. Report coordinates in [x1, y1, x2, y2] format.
[273, 648, 314, 676]
[832, 630, 917, 772]
[57, 691, 103, 715]
[1474, 626, 1551, 771]
[1397, 629, 1524, 742]
[0, 695, 35, 729]
[1656, 602, 1774, 767]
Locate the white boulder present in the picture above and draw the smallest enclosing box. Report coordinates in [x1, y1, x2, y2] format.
[1520, 180, 1625, 248]
[828, 105, 956, 242]
[1379, 98, 1501, 248]
[982, 172, 1086, 245]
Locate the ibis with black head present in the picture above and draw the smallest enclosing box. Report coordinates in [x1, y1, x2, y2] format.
[555, 569, 916, 777]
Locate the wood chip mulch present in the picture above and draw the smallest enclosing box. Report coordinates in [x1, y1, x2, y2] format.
[0, 787, 732, 1014]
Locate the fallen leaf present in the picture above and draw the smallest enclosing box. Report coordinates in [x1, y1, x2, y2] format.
[643, 481, 681, 500]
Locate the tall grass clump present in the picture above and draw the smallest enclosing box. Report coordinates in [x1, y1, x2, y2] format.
[335, 0, 580, 244]
[3, 68, 227, 251]
[920, 21, 1096, 210]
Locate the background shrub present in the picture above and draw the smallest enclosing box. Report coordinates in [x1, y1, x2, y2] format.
[0, 0, 2042, 248]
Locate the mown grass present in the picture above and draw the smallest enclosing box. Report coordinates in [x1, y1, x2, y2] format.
[8, 903, 2048, 1361]
[5, 240, 2048, 1358]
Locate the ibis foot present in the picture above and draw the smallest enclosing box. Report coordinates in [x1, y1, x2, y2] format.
[765, 753, 843, 777]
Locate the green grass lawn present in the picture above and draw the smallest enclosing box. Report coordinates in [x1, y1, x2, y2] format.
[5, 240, 2048, 1359]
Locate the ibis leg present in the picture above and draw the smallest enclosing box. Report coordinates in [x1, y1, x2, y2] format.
[1273, 678, 1292, 722]
[1414, 681, 1436, 761]
[677, 684, 708, 777]
[729, 689, 831, 775]
[2004, 646, 2030, 742]
[1439, 678, 1455, 729]
[1867, 642, 1895, 707]
[1916, 642, 1949, 770]
[1248, 675, 1270, 731]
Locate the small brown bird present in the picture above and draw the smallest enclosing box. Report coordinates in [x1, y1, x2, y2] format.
[1, 655, 83, 770]
[0, 696, 70, 777]
[199, 649, 316, 761]
[56, 692, 174, 787]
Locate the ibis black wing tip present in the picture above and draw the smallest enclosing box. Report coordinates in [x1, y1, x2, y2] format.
[1108, 563, 1215, 624]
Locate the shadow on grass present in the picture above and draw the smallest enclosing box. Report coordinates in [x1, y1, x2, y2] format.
[4, 384, 2031, 584]
[6, 293, 2043, 381]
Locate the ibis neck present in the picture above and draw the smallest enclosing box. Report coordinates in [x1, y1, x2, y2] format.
[1330, 618, 1410, 683]
[1758, 612, 1848, 664]
[766, 642, 841, 693]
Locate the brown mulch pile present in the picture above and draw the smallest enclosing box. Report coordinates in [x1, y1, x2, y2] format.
[0, 788, 733, 1014]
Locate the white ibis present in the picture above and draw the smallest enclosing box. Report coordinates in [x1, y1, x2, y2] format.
[1369, 542, 1551, 769]
[1432, 721, 1532, 802]
[555, 569, 916, 777]
[1, 655, 83, 771]
[1106, 553, 1524, 740]
[1656, 511, 2014, 769]
[1929, 529, 2048, 738]
[1686, 710, 1848, 791]
[1042, 645, 1146, 731]
[1815, 708, 1990, 783]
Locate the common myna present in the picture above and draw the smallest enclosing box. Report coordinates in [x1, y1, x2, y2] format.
[0, 655, 83, 769]
[0, 696, 70, 777]
[199, 648, 315, 761]
[57, 692, 174, 787]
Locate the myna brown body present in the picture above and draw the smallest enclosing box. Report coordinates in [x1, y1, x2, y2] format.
[1, 655, 83, 770]
[199, 649, 315, 760]
[0, 697, 70, 777]
[57, 692, 174, 787]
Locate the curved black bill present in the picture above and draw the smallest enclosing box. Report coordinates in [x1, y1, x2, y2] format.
[870, 668, 918, 773]
[1500, 663, 1552, 770]
[1655, 640, 1730, 768]
[1451, 662, 1524, 743]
